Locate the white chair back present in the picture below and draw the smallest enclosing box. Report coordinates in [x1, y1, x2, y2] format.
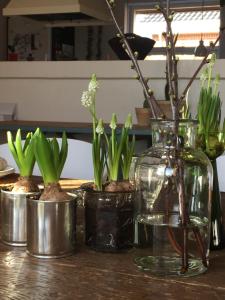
[0, 138, 94, 180]
[217, 154, 225, 192]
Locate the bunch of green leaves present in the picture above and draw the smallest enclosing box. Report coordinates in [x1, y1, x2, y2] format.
[7, 129, 35, 177]
[81, 74, 135, 190]
[197, 54, 225, 159]
[33, 129, 68, 185]
[106, 113, 135, 181]
[81, 74, 105, 190]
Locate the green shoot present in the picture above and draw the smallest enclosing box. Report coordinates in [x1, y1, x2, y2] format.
[107, 113, 135, 181]
[121, 115, 135, 180]
[92, 119, 106, 190]
[7, 129, 35, 177]
[34, 129, 68, 185]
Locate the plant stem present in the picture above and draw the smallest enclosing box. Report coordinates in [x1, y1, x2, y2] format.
[177, 158, 189, 273]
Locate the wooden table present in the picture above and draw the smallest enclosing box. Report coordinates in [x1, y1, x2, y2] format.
[1, 175, 225, 299]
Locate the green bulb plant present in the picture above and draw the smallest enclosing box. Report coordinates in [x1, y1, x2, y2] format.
[197, 54, 225, 160]
[33, 128, 70, 200]
[196, 54, 225, 250]
[81, 74, 135, 192]
[7, 129, 39, 193]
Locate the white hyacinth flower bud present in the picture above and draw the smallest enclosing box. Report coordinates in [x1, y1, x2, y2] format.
[88, 74, 99, 92]
[109, 113, 117, 130]
[81, 91, 93, 108]
[124, 113, 132, 129]
[96, 119, 104, 135]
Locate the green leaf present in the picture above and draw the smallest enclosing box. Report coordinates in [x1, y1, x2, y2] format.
[7, 129, 36, 177]
[58, 132, 68, 178]
[7, 131, 21, 170]
[51, 137, 60, 174]
[34, 130, 58, 184]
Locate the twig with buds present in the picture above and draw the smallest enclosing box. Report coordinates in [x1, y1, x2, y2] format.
[105, 0, 163, 119]
[105, 0, 219, 273]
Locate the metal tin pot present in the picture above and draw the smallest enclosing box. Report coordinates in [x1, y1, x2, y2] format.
[26, 196, 76, 258]
[1, 189, 39, 246]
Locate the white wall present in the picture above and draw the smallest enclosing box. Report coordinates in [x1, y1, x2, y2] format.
[0, 60, 225, 124]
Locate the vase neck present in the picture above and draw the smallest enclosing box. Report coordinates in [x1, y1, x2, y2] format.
[151, 120, 197, 149]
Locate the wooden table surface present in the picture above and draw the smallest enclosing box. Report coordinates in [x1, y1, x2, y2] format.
[1, 175, 225, 299]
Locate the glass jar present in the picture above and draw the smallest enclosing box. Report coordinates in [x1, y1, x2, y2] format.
[85, 190, 134, 252]
[134, 120, 213, 277]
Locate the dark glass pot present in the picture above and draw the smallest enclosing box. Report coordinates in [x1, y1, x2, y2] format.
[85, 190, 134, 252]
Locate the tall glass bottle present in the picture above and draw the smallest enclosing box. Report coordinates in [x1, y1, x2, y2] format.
[197, 132, 225, 250]
[210, 160, 225, 250]
[134, 120, 213, 277]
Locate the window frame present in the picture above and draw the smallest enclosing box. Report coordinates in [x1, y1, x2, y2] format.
[126, 0, 220, 58]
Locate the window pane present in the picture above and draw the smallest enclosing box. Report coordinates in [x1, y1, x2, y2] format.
[133, 9, 220, 60]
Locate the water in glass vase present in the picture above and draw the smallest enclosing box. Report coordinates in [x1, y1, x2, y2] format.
[134, 120, 213, 277]
[134, 213, 209, 277]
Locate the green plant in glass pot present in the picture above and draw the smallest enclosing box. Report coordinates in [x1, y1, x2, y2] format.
[196, 55, 225, 250]
[81, 74, 135, 252]
[26, 129, 76, 258]
[1, 129, 39, 246]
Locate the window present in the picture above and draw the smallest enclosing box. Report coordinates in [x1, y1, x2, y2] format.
[127, 1, 220, 60]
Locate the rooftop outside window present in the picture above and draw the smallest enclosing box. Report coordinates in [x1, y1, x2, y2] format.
[129, 3, 220, 60]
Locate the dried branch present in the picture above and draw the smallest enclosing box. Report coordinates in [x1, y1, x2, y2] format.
[106, 0, 213, 274]
[105, 0, 163, 118]
[158, 3, 182, 122]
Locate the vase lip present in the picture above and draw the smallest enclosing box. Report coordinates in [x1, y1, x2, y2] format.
[150, 118, 198, 124]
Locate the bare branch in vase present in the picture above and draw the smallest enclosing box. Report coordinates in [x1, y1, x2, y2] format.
[105, 0, 163, 119]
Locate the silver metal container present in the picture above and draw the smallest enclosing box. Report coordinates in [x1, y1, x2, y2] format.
[1, 189, 38, 246]
[27, 197, 76, 258]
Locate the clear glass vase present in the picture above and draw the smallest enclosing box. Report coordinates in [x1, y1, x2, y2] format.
[134, 120, 213, 277]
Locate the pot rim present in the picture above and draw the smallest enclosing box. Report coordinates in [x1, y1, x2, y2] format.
[27, 196, 76, 204]
[1, 187, 40, 196]
[84, 190, 134, 195]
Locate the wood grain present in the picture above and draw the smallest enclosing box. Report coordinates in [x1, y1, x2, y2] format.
[0, 175, 225, 299]
[0, 174, 89, 190]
